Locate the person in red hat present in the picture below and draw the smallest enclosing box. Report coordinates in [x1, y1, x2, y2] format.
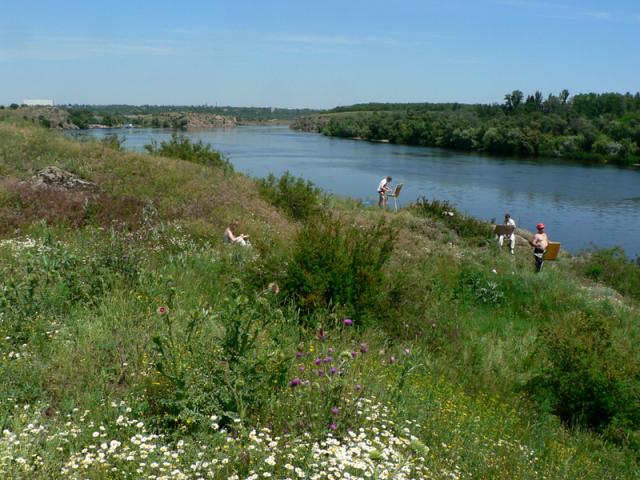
[529, 223, 549, 272]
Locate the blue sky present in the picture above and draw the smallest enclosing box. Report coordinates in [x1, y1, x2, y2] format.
[1, 0, 638, 108]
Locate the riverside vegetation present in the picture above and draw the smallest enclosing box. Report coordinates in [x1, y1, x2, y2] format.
[291, 90, 640, 166]
[1, 111, 640, 479]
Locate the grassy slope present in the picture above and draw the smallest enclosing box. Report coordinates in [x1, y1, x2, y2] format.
[0, 117, 639, 478]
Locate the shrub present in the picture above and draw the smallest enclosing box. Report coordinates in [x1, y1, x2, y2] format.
[145, 293, 291, 432]
[454, 268, 504, 306]
[144, 133, 231, 171]
[526, 312, 640, 435]
[100, 133, 125, 151]
[258, 171, 321, 220]
[283, 214, 396, 324]
[0, 230, 143, 345]
[574, 246, 640, 301]
[413, 197, 493, 243]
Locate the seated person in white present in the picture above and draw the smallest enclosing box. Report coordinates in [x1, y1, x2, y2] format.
[224, 221, 250, 246]
[497, 213, 516, 254]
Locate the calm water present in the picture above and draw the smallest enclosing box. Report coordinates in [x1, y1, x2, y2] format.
[75, 126, 640, 257]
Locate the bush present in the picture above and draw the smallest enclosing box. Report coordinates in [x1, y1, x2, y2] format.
[145, 293, 291, 432]
[283, 214, 396, 324]
[526, 312, 640, 435]
[100, 133, 125, 151]
[454, 268, 504, 306]
[574, 247, 640, 301]
[144, 133, 231, 171]
[413, 197, 493, 243]
[258, 171, 321, 220]
[0, 230, 143, 345]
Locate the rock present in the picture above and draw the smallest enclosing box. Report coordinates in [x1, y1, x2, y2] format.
[156, 112, 237, 129]
[31, 166, 99, 192]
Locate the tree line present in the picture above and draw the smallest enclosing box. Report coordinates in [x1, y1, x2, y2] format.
[300, 91, 640, 165]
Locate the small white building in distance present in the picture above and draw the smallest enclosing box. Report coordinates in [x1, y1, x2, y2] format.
[23, 99, 54, 106]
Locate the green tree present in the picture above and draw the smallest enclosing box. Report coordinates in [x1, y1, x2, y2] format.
[503, 90, 524, 112]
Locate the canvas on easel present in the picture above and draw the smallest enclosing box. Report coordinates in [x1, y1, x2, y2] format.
[494, 224, 515, 236]
[543, 241, 561, 261]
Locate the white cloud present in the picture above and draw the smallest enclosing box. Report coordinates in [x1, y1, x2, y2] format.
[266, 33, 424, 48]
[497, 0, 557, 8]
[0, 36, 181, 61]
[496, 0, 613, 22]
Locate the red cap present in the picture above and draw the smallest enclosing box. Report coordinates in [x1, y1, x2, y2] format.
[536, 223, 545, 230]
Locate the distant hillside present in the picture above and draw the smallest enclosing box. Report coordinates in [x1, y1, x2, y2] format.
[2, 106, 78, 130]
[58, 104, 322, 129]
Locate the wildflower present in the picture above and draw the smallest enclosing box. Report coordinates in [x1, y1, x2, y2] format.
[268, 282, 280, 294]
[389, 356, 396, 364]
[318, 370, 325, 376]
[315, 358, 322, 366]
[355, 384, 363, 391]
[343, 318, 353, 326]
[323, 356, 333, 364]
[351, 351, 357, 359]
[331, 406, 340, 415]
[329, 423, 337, 430]
[295, 351, 303, 359]
[404, 348, 411, 356]
[316, 328, 326, 341]
[299, 365, 305, 372]
[330, 367, 337, 375]
[289, 377, 302, 388]
[157, 306, 168, 316]
[360, 343, 369, 354]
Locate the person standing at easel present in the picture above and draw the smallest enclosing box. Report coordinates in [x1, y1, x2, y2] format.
[529, 223, 549, 272]
[378, 176, 392, 208]
[497, 213, 517, 255]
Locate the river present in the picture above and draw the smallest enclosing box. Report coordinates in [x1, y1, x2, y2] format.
[73, 126, 640, 258]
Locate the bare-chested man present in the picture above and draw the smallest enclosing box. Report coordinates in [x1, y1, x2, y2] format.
[529, 223, 549, 272]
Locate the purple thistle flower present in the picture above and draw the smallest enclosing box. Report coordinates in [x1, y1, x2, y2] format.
[330, 367, 337, 375]
[351, 351, 357, 359]
[323, 356, 333, 364]
[331, 406, 341, 415]
[295, 351, 303, 359]
[289, 377, 302, 387]
[315, 358, 322, 366]
[343, 318, 353, 326]
[329, 423, 337, 430]
[355, 383, 363, 391]
[359, 343, 369, 354]
[318, 369, 325, 376]
[299, 365, 305, 372]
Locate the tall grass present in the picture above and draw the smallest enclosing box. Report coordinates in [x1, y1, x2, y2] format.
[1, 122, 639, 478]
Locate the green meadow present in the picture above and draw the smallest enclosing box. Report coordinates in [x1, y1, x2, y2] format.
[1, 113, 639, 479]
